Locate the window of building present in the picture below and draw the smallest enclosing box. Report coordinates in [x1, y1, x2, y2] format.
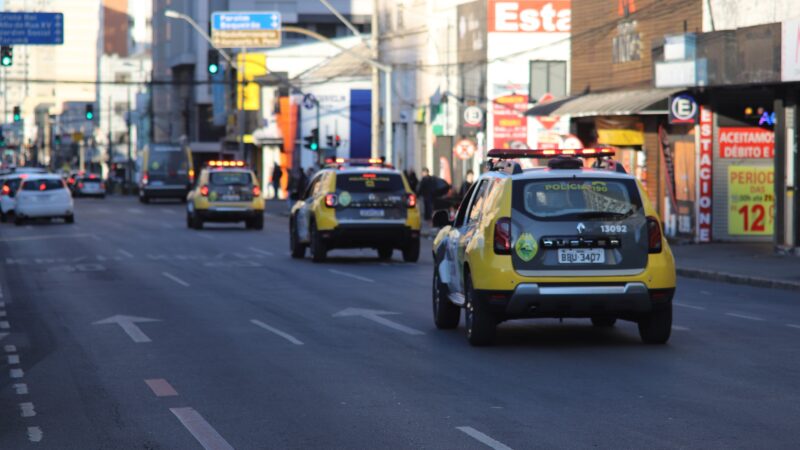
[529, 60, 567, 101]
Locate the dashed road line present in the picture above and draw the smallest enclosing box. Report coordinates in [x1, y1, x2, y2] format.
[118, 249, 135, 258]
[197, 233, 214, 240]
[8, 354, 20, 364]
[127, 208, 144, 214]
[456, 426, 513, 450]
[145, 379, 179, 397]
[0, 233, 93, 243]
[251, 319, 304, 345]
[5, 344, 17, 352]
[13, 383, 28, 395]
[27, 426, 43, 442]
[786, 324, 800, 330]
[162, 272, 190, 287]
[700, 290, 712, 296]
[248, 247, 274, 256]
[161, 209, 177, 215]
[674, 302, 706, 311]
[170, 407, 234, 450]
[329, 269, 375, 283]
[160, 223, 175, 230]
[10, 368, 24, 378]
[0, 321, 9, 329]
[672, 325, 690, 331]
[19, 402, 36, 417]
[0, 310, 6, 317]
[725, 312, 765, 321]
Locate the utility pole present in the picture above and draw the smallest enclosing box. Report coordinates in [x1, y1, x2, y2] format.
[371, 0, 379, 158]
[238, 48, 246, 159]
[126, 85, 132, 193]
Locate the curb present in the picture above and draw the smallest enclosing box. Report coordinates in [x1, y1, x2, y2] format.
[676, 267, 800, 291]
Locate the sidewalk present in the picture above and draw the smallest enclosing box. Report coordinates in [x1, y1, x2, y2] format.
[671, 242, 800, 290]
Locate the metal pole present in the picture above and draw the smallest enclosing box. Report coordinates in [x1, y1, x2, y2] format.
[384, 68, 392, 165]
[316, 99, 321, 167]
[238, 48, 246, 158]
[371, 0, 379, 158]
[127, 85, 132, 192]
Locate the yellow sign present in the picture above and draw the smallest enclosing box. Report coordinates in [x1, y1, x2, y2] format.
[237, 53, 267, 111]
[728, 166, 774, 236]
[71, 132, 84, 142]
[596, 128, 644, 146]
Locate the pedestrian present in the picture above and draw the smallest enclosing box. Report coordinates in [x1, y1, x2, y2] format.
[459, 170, 474, 201]
[271, 162, 283, 199]
[406, 170, 419, 193]
[417, 168, 434, 221]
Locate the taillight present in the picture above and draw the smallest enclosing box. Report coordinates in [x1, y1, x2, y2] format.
[68, 177, 75, 184]
[1, 185, 9, 196]
[252, 185, 261, 197]
[78, 182, 84, 189]
[647, 216, 663, 253]
[325, 194, 337, 207]
[142, 172, 149, 185]
[200, 185, 209, 197]
[494, 217, 512, 255]
[189, 169, 195, 183]
[406, 193, 417, 208]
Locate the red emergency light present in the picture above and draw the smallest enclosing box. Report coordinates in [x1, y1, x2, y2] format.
[486, 148, 615, 159]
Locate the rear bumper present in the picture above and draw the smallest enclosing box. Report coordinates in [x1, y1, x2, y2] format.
[16, 203, 73, 218]
[197, 207, 262, 222]
[141, 185, 188, 199]
[322, 223, 419, 249]
[475, 283, 674, 319]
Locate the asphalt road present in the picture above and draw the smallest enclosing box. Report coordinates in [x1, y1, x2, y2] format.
[1, 197, 799, 449]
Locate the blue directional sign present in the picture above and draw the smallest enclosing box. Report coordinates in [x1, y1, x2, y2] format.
[0, 13, 64, 45]
[211, 11, 281, 48]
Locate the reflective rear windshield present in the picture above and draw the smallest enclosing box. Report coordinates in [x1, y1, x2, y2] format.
[21, 179, 65, 191]
[148, 150, 188, 175]
[336, 173, 404, 192]
[514, 178, 642, 220]
[210, 172, 252, 186]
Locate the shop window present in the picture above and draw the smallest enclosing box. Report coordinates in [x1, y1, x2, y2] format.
[529, 61, 567, 101]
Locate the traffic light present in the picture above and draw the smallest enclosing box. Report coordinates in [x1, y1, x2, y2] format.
[304, 128, 319, 151]
[334, 135, 341, 148]
[207, 49, 220, 75]
[0, 126, 5, 147]
[0, 46, 12, 67]
[85, 104, 94, 121]
[326, 135, 334, 148]
[13, 106, 20, 122]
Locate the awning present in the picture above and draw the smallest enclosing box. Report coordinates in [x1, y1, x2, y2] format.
[525, 88, 683, 118]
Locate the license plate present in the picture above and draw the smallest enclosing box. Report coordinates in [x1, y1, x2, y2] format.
[360, 209, 385, 218]
[557, 248, 605, 264]
[221, 194, 240, 201]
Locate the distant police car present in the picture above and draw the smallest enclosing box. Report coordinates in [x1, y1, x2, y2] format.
[431, 148, 676, 346]
[289, 158, 421, 263]
[186, 160, 265, 230]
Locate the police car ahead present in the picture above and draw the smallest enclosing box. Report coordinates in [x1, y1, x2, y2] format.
[186, 161, 265, 230]
[432, 148, 676, 346]
[290, 158, 421, 263]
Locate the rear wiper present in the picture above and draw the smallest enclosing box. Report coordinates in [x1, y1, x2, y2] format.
[573, 211, 632, 219]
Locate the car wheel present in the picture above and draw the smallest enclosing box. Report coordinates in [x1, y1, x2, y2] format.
[310, 222, 327, 263]
[186, 212, 192, 228]
[377, 246, 393, 260]
[638, 304, 672, 344]
[141, 195, 150, 204]
[65, 214, 75, 224]
[464, 273, 496, 346]
[290, 219, 306, 259]
[191, 213, 203, 230]
[14, 216, 23, 226]
[432, 266, 459, 329]
[402, 238, 420, 263]
[591, 317, 617, 327]
[0, 210, 6, 223]
[251, 215, 264, 230]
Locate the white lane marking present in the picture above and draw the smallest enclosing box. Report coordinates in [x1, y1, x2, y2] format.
[674, 302, 706, 311]
[90, 234, 102, 242]
[5, 344, 17, 352]
[25, 225, 33, 230]
[700, 290, 712, 296]
[197, 233, 214, 240]
[8, 354, 20, 364]
[127, 208, 144, 214]
[786, 324, 800, 330]
[161, 209, 177, 215]
[248, 247, 274, 256]
[251, 319, 304, 345]
[162, 272, 190, 287]
[27, 426, 43, 442]
[160, 223, 175, 230]
[13, 383, 28, 395]
[0, 286, 4, 298]
[456, 426, 514, 450]
[19, 402, 36, 417]
[333, 308, 425, 336]
[118, 249, 134, 258]
[170, 407, 234, 450]
[0, 233, 92, 243]
[10, 368, 24, 378]
[145, 379, 179, 397]
[0, 321, 9, 329]
[329, 269, 375, 283]
[93, 315, 161, 344]
[672, 325, 690, 331]
[0, 311, 6, 317]
[725, 312, 765, 322]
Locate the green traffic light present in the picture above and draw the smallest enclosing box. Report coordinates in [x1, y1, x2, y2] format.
[208, 64, 219, 74]
[1, 56, 11, 66]
[13, 114, 20, 122]
[86, 112, 94, 120]
[310, 143, 318, 151]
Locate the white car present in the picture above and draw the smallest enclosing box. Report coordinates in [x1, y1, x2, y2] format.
[0, 174, 26, 222]
[74, 174, 106, 198]
[14, 174, 75, 225]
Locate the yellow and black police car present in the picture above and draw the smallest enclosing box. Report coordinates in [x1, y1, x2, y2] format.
[431, 148, 676, 346]
[186, 160, 265, 230]
[289, 158, 421, 263]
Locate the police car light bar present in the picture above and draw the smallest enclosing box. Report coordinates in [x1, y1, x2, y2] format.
[324, 158, 392, 168]
[208, 160, 246, 167]
[486, 148, 615, 159]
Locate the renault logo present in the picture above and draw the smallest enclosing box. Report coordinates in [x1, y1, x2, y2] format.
[577, 223, 586, 234]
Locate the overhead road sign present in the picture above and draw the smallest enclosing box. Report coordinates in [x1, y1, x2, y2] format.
[0, 13, 64, 45]
[211, 11, 281, 48]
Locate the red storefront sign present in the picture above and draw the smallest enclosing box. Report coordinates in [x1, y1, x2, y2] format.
[492, 94, 530, 149]
[488, 1, 571, 33]
[697, 106, 713, 243]
[718, 127, 774, 158]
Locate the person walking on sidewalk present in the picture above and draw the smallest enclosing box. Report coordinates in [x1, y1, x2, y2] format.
[271, 162, 283, 200]
[417, 168, 434, 221]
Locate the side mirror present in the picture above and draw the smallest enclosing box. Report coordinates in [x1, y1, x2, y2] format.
[432, 209, 451, 228]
